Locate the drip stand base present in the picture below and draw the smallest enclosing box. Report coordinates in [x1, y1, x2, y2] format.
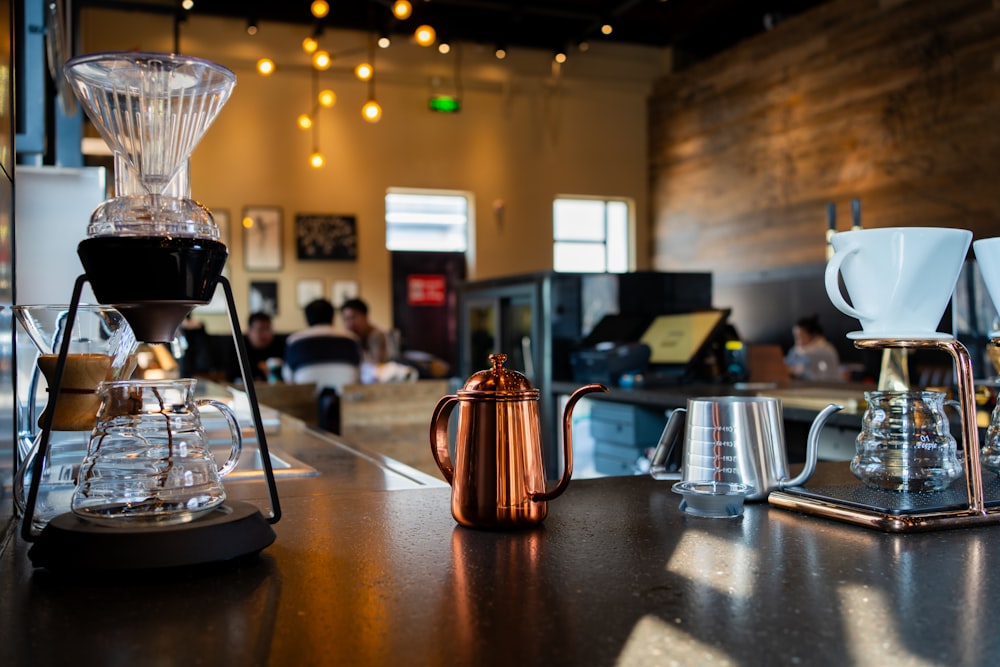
[27, 501, 275, 572]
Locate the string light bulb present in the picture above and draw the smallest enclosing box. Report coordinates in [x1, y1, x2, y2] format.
[256, 58, 275, 75]
[438, 42, 451, 55]
[310, 0, 329, 19]
[302, 36, 318, 53]
[414, 25, 436, 47]
[495, 46, 507, 60]
[312, 50, 332, 70]
[318, 89, 336, 108]
[378, 35, 391, 48]
[362, 100, 382, 123]
[181, 0, 194, 10]
[601, 24, 613, 35]
[355, 62, 373, 81]
[297, 113, 313, 130]
[392, 1, 412, 20]
[554, 50, 567, 64]
[309, 151, 325, 168]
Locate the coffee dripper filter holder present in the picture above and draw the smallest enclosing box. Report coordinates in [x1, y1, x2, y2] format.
[72, 378, 242, 526]
[649, 396, 842, 501]
[430, 353, 607, 528]
[64, 51, 236, 342]
[825, 227, 972, 339]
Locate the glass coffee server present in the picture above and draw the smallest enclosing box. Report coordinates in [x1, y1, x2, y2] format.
[18, 52, 281, 570]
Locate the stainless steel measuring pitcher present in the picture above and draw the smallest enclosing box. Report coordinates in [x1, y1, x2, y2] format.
[649, 396, 842, 501]
[72, 378, 242, 526]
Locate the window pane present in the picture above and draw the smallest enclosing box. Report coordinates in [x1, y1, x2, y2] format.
[607, 213, 628, 273]
[554, 241, 607, 273]
[386, 191, 469, 251]
[553, 199, 605, 241]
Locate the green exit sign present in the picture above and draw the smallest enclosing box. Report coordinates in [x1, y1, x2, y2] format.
[429, 96, 461, 113]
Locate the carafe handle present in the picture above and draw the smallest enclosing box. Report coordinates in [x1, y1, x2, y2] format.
[430, 395, 458, 485]
[824, 243, 865, 320]
[649, 407, 686, 480]
[196, 398, 243, 478]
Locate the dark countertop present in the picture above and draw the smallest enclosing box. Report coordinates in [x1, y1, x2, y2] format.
[3, 415, 999, 667]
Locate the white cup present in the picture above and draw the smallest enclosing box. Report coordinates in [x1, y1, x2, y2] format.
[825, 227, 972, 339]
[974, 238, 1000, 331]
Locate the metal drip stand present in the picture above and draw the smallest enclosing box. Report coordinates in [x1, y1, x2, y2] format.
[769, 336, 1000, 532]
[20, 275, 281, 570]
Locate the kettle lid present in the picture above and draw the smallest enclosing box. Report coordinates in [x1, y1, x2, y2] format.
[460, 353, 538, 396]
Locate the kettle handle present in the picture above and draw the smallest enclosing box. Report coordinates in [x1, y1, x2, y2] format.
[430, 395, 458, 485]
[532, 383, 607, 502]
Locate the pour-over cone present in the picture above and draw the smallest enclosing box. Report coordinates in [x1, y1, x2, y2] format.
[64, 51, 235, 197]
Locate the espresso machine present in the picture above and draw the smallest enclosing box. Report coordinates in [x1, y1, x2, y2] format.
[769, 227, 1000, 532]
[19, 52, 281, 569]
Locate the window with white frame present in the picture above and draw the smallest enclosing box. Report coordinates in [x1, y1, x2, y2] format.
[385, 189, 471, 252]
[552, 197, 631, 273]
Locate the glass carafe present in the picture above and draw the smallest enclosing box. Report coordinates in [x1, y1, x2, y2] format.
[13, 305, 138, 530]
[72, 378, 242, 526]
[851, 390, 963, 492]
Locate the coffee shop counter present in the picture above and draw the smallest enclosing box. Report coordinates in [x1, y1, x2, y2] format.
[2, 415, 997, 666]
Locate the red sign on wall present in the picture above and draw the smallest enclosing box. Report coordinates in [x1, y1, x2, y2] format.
[407, 274, 447, 306]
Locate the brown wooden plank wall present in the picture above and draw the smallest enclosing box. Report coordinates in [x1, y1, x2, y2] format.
[650, 0, 1000, 276]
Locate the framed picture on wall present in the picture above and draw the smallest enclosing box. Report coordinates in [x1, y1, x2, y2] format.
[243, 206, 283, 271]
[331, 280, 358, 308]
[295, 213, 358, 261]
[249, 281, 279, 316]
[296, 278, 325, 308]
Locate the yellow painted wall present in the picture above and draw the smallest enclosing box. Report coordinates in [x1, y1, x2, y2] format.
[80, 11, 662, 334]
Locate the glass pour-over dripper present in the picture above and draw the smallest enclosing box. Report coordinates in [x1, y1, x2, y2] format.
[64, 52, 236, 342]
[12, 305, 138, 530]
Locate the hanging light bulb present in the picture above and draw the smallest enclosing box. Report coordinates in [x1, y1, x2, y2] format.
[414, 25, 436, 47]
[362, 100, 382, 123]
[601, 24, 613, 35]
[302, 35, 319, 54]
[378, 35, 391, 49]
[309, 151, 325, 168]
[438, 42, 451, 55]
[318, 89, 336, 108]
[495, 46, 507, 60]
[181, 0, 194, 10]
[392, 1, 412, 20]
[246, 19, 258, 36]
[256, 58, 275, 75]
[312, 50, 332, 70]
[554, 49, 567, 64]
[297, 113, 313, 130]
[310, 0, 329, 19]
[355, 62, 373, 81]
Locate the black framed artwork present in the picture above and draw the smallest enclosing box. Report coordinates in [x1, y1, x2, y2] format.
[295, 213, 358, 261]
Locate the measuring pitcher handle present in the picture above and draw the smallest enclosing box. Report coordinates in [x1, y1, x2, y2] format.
[197, 399, 243, 478]
[824, 243, 865, 321]
[649, 407, 686, 480]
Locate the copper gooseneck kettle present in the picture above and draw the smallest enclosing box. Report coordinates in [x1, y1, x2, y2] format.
[430, 354, 607, 529]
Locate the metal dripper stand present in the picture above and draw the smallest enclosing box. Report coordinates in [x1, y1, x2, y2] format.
[769, 336, 1000, 532]
[19, 52, 281, 571]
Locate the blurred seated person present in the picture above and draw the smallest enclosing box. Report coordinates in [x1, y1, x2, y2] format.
[229, 312, 286, 383]
[785, 315, 843, 381]
[283, 299, 362, 394]
[340, 297, 391, 365]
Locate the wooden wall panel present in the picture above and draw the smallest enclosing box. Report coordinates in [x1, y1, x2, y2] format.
[649, 0, 1000, 276]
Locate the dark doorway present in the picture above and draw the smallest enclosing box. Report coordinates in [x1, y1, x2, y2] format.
[391, 251, 466, 368]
